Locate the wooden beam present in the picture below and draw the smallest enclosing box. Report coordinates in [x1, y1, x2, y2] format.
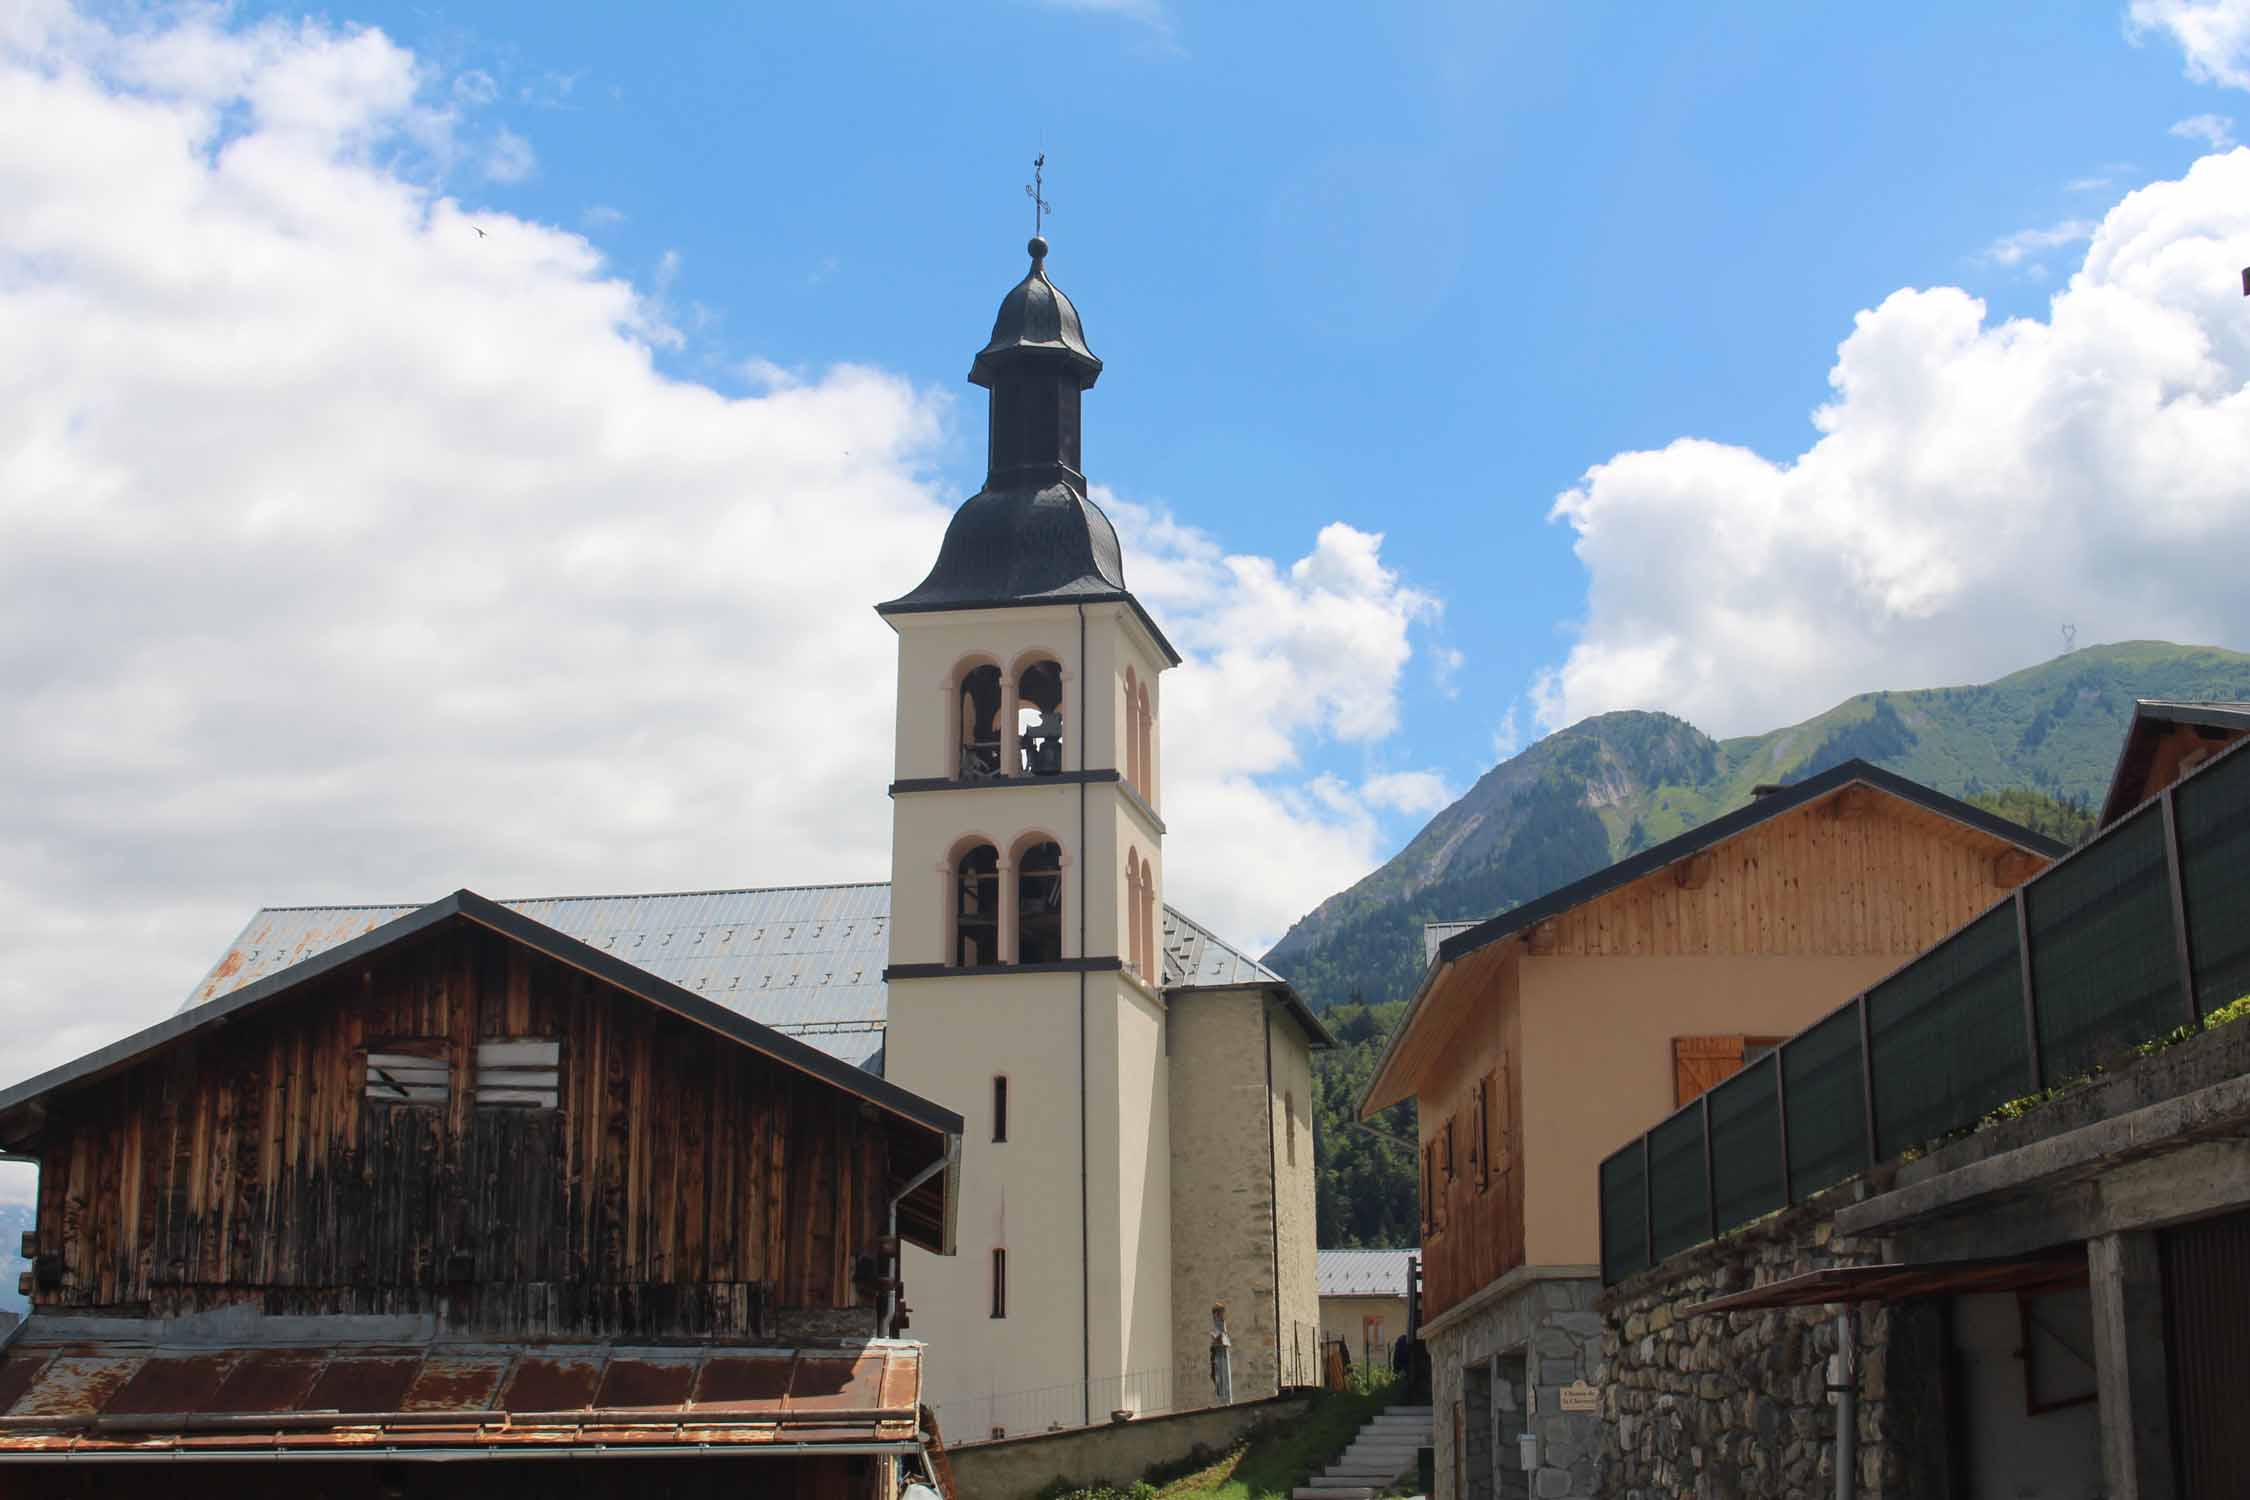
[1526, 921, 1558, 956]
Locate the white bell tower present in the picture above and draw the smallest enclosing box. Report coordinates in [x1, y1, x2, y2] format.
[878, 235, 1179, 1434]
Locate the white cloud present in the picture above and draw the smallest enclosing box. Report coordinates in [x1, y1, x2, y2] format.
[1979, 218, 2097, 267]
[1535, 147, 2250, 739]
[582, 202, 624, 227]
[1491, 704, 1525, 762]
[2129, 0, 2250, 90]
[2066, 176, 2116, 192]
[2173, 111, 2239, 148]
[0, 0, 1437, 1171]
[1104, 500, 1443, 949]
[1361, 770, 1455, 816]
[483, 124, 534, 182]
[452, 67, 497, 106]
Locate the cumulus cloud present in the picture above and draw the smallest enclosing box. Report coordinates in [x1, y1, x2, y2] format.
[1535, 148, 2250, 738]
[2172, 111, 2239, 148]
[1360, 771, 1455, 816]
[1106, 500, 1449, 948]
[2129, 0, 2250, 90]
[0, 0, 1439, 1164]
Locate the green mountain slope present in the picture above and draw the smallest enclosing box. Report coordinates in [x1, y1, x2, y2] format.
[1268, 641, 2250, 1012]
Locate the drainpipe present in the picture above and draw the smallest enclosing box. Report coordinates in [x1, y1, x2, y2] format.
[884, 1138, 959, 1338]
[1831, 1302, 1859, 1500]
[1076, 602, 1092, 1428]
[1263, 1004, 1282, 1391]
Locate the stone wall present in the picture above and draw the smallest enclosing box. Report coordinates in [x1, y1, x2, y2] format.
[1168, 987, 1283, 1406]
[1593, 1192, 1950, 1499]
[1268, 1004, 1321, 1385]
[946, 1391, 1315, 1500]
[1427, 1268, 1603, 1500]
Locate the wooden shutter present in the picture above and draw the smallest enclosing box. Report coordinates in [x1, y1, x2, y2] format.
[1673, 1035, 1748, 1107]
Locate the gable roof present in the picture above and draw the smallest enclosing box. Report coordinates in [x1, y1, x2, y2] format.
[1316, 1248, 1416, 1298]
[1430, 759, 2066, 971]
[179, 885, 1328, 1070]
[1360, 760, 2067, 1118]
[2, 890, 964, 1146]
[2097, 699, 2250, 828]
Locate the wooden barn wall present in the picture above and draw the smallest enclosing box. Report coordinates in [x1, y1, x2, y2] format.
[1415, 943, 1525, 1322]
[27, 921, 890, 1336]
[1526, 797, 2035, 960]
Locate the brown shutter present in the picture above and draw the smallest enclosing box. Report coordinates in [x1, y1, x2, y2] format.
[1673, 1035, 1749, 1107]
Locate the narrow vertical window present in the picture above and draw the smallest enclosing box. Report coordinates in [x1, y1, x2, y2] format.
[991, 1248, 1007, 1319]
[1284, 1090, 1297, 1167]
[958, 664, 1003, 780]
[1125, 851, 1144, 975]
[1124, 666, 1142, 790]
[992, 1075, 1009, 1144]
[1471, 1078, 1489, 1193]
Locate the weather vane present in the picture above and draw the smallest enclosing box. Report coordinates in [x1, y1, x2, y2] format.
[1026, 153, 1051, 236]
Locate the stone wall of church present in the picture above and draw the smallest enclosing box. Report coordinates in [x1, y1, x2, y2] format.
[1268, 1008, 1320, 1385]
[1167, 987, 1284, 1409]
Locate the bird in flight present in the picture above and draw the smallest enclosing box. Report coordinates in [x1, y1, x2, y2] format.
[473, 226, 488, 239]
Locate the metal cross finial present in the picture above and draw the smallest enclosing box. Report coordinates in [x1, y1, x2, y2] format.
[1025, 153, 1051, 236]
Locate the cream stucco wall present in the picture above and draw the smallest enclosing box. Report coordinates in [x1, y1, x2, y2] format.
[1516, 953, 1912, 1268]
[1319, 1294, 1409, 1367]
[885, 593, 1176, 1436]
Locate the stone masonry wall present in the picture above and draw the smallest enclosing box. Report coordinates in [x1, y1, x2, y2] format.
[1429, 1272, 1604, 1500]
[1168, 988, 1282, 1407]
[1593, 1192, 1950, 1500]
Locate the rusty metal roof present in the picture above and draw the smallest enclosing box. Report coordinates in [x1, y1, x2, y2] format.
[184, 887, 1319, 1066]
[0, 1332, 923, 1459]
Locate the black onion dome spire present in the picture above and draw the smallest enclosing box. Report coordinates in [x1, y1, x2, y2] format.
[881, 236, 1134, 615]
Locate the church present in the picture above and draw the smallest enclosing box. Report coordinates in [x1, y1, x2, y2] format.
[167, 233, 1332, 1439]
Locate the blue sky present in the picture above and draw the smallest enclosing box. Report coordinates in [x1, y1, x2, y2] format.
[5, 0, 2250, 1127]
[230, 0, 2236, 777]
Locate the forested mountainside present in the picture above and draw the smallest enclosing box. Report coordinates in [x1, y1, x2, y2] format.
[1271, 641, 2250, 1015]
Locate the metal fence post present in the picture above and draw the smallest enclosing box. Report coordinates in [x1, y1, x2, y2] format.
[1700, 1091, 1717, 1242]
[1641, 1133, 1654, 1274]
[2016, 887, 2044, 1093]
[1773, 1048, 1793, 1207]
[2162, 787, 2200, 1024]
[1855, 994, 1878, 1168]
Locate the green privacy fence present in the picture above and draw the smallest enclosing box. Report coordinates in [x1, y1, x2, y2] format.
[1600, 735, 2250, 1286]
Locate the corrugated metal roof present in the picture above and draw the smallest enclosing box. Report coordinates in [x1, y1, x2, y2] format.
[183, 886, 1292, 1073]
[0, 1328, 924, 1457]
[1316, 1249, 1416, 1298]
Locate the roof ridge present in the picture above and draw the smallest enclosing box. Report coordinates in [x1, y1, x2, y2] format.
[254, 880, 892, 915]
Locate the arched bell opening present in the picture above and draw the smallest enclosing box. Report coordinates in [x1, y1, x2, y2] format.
[1016, 839, 1064, 964]
[1016, 659, 1065, 776]
[958, 664, 1004, 780]
[953, 842, 1001, 967]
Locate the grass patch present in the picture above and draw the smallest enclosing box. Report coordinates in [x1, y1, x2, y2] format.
[1150, 1388, 1402, 1500]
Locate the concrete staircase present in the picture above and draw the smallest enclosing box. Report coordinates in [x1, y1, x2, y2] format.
[1290, 1402, 1432, 1500]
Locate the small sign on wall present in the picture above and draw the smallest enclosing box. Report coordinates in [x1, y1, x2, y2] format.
[1558, 1380, 1600, 1414]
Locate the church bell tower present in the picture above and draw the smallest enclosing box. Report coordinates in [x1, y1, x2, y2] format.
[878, 234, 1180, 1430]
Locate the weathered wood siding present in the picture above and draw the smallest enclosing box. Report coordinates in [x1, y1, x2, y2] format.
[1414, 946, 1525, 1320]
[28, 919, 890, 1336]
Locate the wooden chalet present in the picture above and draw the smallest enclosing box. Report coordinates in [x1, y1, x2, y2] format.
[0, 890, 963, 1499]
[1356, 759, 2066, 1500]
